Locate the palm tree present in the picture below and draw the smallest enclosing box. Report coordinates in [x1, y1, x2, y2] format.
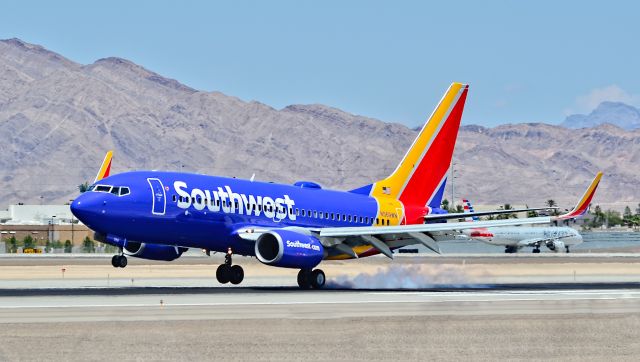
[78, 181, 90, 193]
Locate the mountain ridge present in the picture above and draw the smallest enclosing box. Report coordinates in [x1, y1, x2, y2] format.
[1, 38, 639, 211]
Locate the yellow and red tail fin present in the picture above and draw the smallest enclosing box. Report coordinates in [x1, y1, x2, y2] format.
[556, 172, 603, 220]
[366, 82, 468, 208]
[94, 151, 113, 183]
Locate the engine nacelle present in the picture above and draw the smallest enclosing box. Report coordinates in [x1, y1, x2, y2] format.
[123, 241, 187, 261]
[546, 240, 566, 253]
[96, 233, 186, 261]
[255, 229, 324, 269]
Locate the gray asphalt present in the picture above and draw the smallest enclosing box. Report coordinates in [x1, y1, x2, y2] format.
[1, 286, 639, 323]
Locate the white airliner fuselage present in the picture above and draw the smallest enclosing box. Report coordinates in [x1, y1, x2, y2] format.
[464, 226, 583, 253]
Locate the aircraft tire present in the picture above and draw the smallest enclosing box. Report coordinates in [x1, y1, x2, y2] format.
[216, 264, 230, 284]
[532, 248, 541, 254]
[310, 269, 326, 289]
[111, 255, 119, 268]
[297, 269, 311, 289]
[229, 265, 244, 285]
[118, 255, 128, 268]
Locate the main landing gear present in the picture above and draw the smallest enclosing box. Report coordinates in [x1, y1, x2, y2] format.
[297, 268, 326, 289]
[111, 254, 127, 268]
[504, 246, 518, 254]
[532, 247, 541, 253]
[216, 247, 244, 285]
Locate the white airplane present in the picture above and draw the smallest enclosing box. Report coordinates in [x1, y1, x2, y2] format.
[461, 172, 602, 253]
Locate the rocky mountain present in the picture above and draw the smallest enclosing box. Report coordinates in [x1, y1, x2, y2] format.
[1, 38, 638, 211]
[562, 101, 640, 130]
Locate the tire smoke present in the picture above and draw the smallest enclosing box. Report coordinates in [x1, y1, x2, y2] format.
[326, 264, 491, 289]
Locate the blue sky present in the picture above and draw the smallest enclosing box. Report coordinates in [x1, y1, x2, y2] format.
[1, 0, 639, 127]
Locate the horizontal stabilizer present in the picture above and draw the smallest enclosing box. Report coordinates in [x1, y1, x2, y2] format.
[424, 206, 556, 221]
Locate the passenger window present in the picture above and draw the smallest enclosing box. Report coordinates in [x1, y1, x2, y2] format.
[314, 211, 318, 218]
[172, 195, 176, 202]
[386, 219, 390, 226]
[324, 212, 328, 219]
[348, 215, 352, 222]
[119, 187, 130, 196]
[296, 208, 300, 216]
[342, 214, 346, 221]
[359, 216, 363, 223]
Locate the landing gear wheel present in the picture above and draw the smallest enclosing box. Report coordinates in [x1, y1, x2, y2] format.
[229, 265, 244, 285]
[310, 269, 326, 289]
[565, 246, 570, 253]
[117, 255, 128, 268]
[532, 248, 541, 254]
[297, 269, 311, 289]
[216, 264, 230, 284]
[111, 255, 119, 267]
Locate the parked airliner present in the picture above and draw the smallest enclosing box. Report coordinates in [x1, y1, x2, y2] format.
[70, 83, 574, 289]
[460, 174, 601, 253]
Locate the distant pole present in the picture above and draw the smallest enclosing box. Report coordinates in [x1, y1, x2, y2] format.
[450, 161, 455, 210]
[70, 200, 75, 245]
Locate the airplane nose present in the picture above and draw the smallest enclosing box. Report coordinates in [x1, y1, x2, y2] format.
[71, 193, 104, 224]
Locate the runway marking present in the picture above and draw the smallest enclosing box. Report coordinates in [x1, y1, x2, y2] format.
[0, 296, 637, 310]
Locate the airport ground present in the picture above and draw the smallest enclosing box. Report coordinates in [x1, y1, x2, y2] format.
[1, 253, 639, 360]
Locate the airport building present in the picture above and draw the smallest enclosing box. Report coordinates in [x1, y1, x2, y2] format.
[0, 204, 93, 253]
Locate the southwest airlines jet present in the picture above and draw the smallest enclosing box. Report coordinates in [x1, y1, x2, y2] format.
[71, 83, 561, 289]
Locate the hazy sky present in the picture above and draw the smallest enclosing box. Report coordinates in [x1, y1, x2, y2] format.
[2, 1, 639, 127]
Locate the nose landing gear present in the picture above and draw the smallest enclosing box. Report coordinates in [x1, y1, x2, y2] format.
[297, 268, 325, 289]
[111, 253, 127, 268]
[216, 247, 244, 285]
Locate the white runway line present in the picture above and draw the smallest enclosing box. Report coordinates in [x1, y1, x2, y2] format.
[1, 293, 638, 310]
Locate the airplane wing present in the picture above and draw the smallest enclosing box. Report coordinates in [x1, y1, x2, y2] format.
[237, 172, 601, 260]
[237, 216, 551, 258]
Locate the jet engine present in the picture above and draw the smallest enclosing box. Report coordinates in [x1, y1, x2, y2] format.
[255, 229, 324, 269]
[122, 241, 187, 261]
[96, 233, 187, 261]
[545, 240, 566, 253]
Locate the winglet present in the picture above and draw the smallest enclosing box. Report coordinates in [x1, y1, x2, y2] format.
[555, 172, 603, 220]
[94, 151, 113, 183]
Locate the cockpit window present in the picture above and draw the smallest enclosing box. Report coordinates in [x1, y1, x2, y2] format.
[92, 184, 130, 196]
[94, 185, 112, 193]
[87, 185, 96, 192]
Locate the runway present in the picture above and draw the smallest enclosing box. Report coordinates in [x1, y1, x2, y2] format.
[0, 285, 639, 323]
[1, 256, 640, 360]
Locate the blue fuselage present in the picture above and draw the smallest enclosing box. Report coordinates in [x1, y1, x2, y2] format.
[71, 171, 382, 256]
